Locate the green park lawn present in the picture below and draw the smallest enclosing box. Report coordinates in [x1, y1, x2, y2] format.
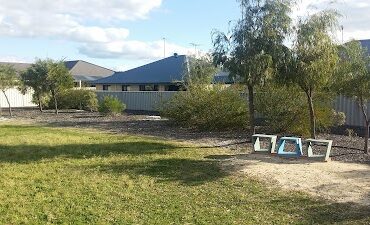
[0, 124, 369, 224]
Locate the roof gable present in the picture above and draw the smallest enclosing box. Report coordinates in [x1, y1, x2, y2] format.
[65, 60, 114, 78]
[94, 55, 188, 84]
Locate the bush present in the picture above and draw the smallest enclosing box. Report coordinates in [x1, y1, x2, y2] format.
[98, 95, 126, 116]
[37, 89, 99, 111]
[160, 85, 248, 131]
[59, 89, 99, 111]
[255, 84, 342, 136]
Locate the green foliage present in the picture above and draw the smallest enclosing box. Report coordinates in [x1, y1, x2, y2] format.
[255, 84, 340, 136]
[160, 85, 248, 131]
[0, 64, 18, 90]
[336, 40, 370, 99]
[336, 40, 370, 153]
[56, 89, 99, 112]
[291, 10, 339, 90]
[0, 64, 18, 116]
[285, 10, 340, 138]
[98, 96, 126, 116]
[212, 0, 293, 133]
[46, 60, 74, 94]
[185, 55, 218, 85]
[21, 58, 74, 113]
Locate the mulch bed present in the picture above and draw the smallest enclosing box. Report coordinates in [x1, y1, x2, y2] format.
[5, 108, 370, 164]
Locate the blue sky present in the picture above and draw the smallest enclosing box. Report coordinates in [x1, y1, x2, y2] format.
[0, 0, 240, 71]
[0, 0, 369, 71]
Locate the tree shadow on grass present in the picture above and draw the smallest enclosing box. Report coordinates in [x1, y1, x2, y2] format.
[0, 141, 180, 163]
[90, 158, 229, 186]
[267, 195, 370, 224]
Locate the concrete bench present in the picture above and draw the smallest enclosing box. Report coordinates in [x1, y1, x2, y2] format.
[252, 134, 278, 153]
[306, 139, 333, 162]
[277, 137, 303, 158]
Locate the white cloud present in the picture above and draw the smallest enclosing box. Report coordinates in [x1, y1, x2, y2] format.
[0, 0, 166, 56]
[293, 0, 370, 42]
[0, 0, 198, 61]
[0, 0, 156, 43]
[0, 55, 31, 63]
[79, 40, 194, 60]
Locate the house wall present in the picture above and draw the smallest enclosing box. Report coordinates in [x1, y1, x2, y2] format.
[96, 84, 165, 92]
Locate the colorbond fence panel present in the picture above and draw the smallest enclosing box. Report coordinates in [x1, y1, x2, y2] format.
[96, 91, 176, 112]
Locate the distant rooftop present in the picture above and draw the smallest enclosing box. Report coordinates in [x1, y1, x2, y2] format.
[94, 54, 188, 85]
[0, 60, 114, 82]
[360, 39, 370, 53]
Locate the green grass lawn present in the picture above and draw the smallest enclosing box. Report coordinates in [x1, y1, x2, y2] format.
[0, 124, 369, 224]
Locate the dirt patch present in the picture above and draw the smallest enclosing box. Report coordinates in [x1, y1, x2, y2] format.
[219, 153, 370, 205]
[7, 109, 370, 163]
[8, 109, 250, 149]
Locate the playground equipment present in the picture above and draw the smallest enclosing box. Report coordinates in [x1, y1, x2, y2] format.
[252, 134, 278, 153]
[252, 134, 333, 162]
[277, 137, 303, 158]
[306, 139, 333, 162]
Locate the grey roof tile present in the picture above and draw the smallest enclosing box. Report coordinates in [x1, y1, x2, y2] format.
[94, 55, 188, 84]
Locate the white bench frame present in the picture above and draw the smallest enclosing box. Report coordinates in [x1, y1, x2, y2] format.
[306, 139, 333, 162]
[252, 134, 278, 153]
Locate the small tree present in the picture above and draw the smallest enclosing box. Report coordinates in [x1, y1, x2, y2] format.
[336, 40, 370, 154]
[185, 55, 218, 86]
[46, 60, 74, 114]
[212, 0, 293, 135]
[20, 59, 49, 112]
[0, 65, 18, 116]
[289, 10, 339, 138]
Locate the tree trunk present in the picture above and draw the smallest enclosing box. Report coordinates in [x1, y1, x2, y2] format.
[306, 91, 316, 139]
[365, 121, 369, 155]
[52, 90, 58, 115]
[358, 98, 369, 154]
[38, 94, 43, 113]
[247, 84, 255, 136]
[2, 90, 12, 117]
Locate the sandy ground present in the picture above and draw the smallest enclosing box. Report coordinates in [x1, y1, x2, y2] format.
[220, 153, 370, 206]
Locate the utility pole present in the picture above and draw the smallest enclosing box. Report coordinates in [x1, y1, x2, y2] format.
[341, 25, 344, 44]
[190, 43, 200, 57]
[163, 37, 166, 58]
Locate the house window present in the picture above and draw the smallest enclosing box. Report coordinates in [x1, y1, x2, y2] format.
[122, 85, 129, 91]
[103, 85, 110, 91]
[165, 85, 180, 91]
[139, 85, 159, 91]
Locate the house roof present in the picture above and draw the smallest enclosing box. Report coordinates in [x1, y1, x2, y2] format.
[360, 39, 370, 54]
[0, 62, 31, 72]
[94, 55, 188, 85]
[66, 60, 114, 79]
[0, 60, 114, 82]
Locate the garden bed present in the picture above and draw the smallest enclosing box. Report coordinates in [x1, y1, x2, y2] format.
[8, 109, 370, 164]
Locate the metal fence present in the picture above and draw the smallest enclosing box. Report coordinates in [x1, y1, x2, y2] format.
[0, 88, 36, 108]
[97, 91, 370, 127]
[96, 91, 176, 112]
[333, 95, 370, 127]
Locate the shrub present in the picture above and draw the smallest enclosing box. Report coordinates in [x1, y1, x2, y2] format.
[255, 84, 342, 136]
[98, 95, 126, 116]
[43, 89, 98, 111]
[160, 85, 248, 131]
